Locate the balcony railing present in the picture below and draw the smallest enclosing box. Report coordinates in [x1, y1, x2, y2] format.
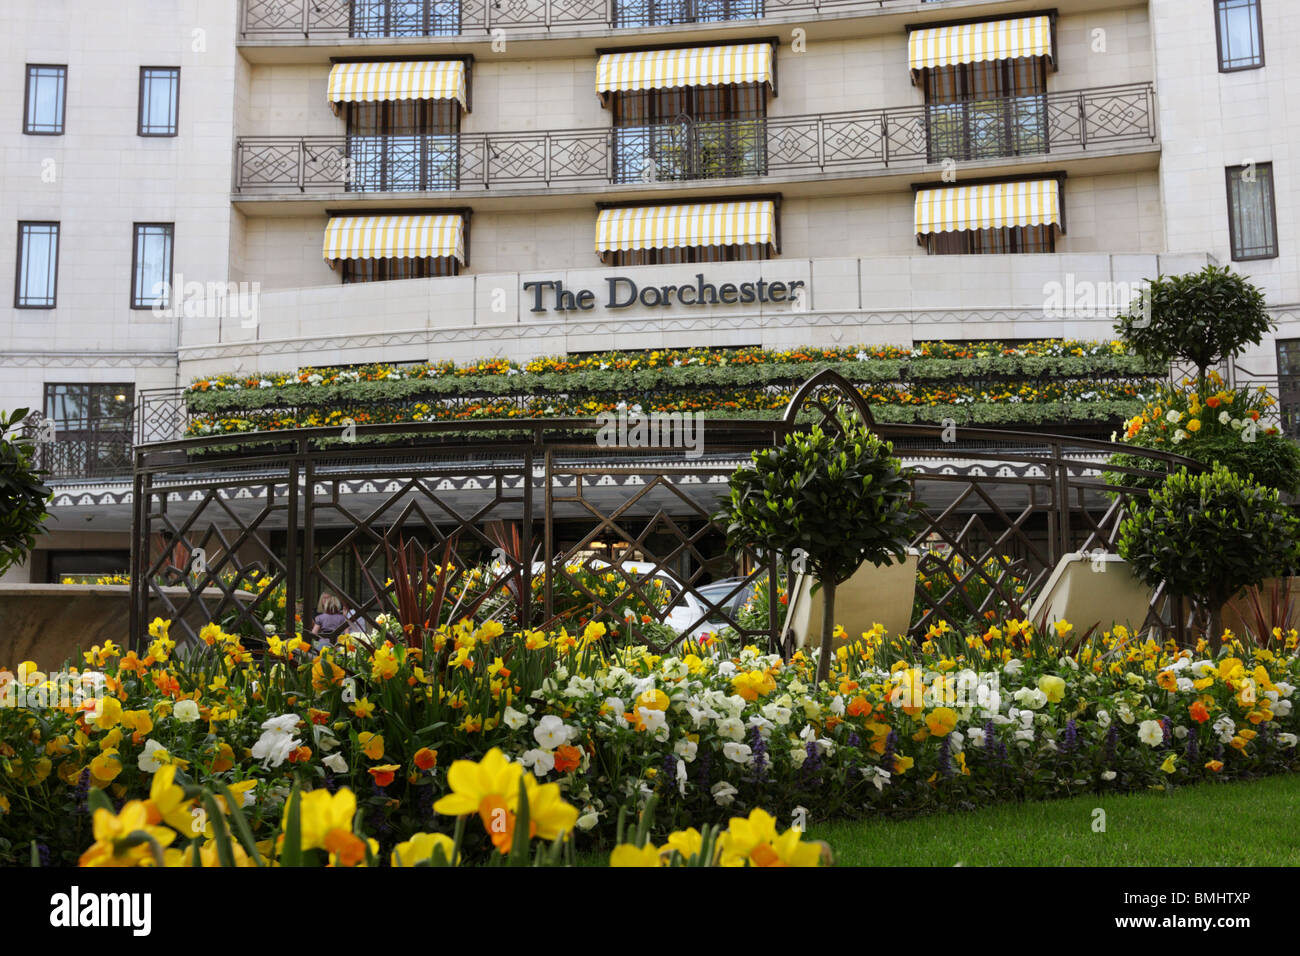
[234, 83, 1156, 194]
[241, 0, 930, 38]
[31, 436, 133, 481]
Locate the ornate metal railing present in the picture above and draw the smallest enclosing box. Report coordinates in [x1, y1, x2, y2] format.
[234, 84, 1156, 194]
[129, 371, 1194, 650]
[241, 0, 929, 38]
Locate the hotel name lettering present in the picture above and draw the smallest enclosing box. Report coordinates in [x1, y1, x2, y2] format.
[523, 274, 806, 312]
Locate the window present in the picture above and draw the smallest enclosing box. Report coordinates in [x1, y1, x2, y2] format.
[42, 383, 135, 478]
[606, 243, 768, 266]
[1215, 0, 1264, 71]
[614, 0, 763, 29]
[1277, 339, 1300, 438]
[131, 223, 175, 309]
[922, 59, 1047, 162]
[350, 0, 462, 37]
[1226, 162, 1278, 260]
[611, 84, 766, 184]
[341, 257, 458, 283]
[15, 222, 60, 308]
[346, 100, 460, 192]
[924, 225, 1056, 255]
[138, 67, 180, 136]
[23, 65, 67, 135]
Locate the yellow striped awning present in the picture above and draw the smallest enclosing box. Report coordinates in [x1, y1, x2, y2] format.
[596, 43, 774, 94]
[327, 60, 467, 109]
[322, 214, 466, 264]
[908, 16, 1053, 71]
[914, 180, 1061, 235]
[595, 201, 777, 254]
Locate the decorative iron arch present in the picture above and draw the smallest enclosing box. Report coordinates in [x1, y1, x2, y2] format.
[780, 367, 875, 438]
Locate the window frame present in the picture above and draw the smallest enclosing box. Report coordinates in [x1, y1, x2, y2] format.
[340, 256, 460, 283]
[1225, 161, 1279, 261]
[14, 221, 61, 309]
[137, 66, 181, 137]
[1214, 0, 1265, 73]
[23, 64, 68, 136]
[130, 222, 176, 310]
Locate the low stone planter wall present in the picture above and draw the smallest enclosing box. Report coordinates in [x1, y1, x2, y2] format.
[0, 584, 254, 670]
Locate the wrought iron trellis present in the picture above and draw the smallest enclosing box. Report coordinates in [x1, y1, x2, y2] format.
[129, 370, 1194, 652]
[233, 84, 1157, 193]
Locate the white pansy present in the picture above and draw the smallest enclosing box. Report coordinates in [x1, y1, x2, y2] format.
[761, 702, 793, 725]
[322, 752, 348, 773]
[1003, 659, 1024, 677]
[533, 714, 575, 749]
[576, 809, 600, 831]
[1213, 716, 1236, 743]
[1101, 770, 1117, 781]
[674, 737, 698, 762]
[967, 727, 986, 747]
[521, 748, 555, 776]
[260, 714, 300, 735]
[711, 781, 739, 806]
[638, 707, 668, 737]
[503, 705, 529, 730]
[173, 699, 200, 723]
[1274, 699, 1292, 717]
[829, 695, 846, 716]
[862, 766, 892, 792]
[1173, 725, 1188, 739]
[1278, 733, 1298, 748]
[1137, 719, 1164, 747]
[747, 715, 775, 739]
[722, 742, 752, 765]
[312, 724, 339, 752]
[715, 716, 746, 741]
[137, 739, 172, 774]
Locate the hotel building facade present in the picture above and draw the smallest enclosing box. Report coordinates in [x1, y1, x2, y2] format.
[1, 0, 1296, 583]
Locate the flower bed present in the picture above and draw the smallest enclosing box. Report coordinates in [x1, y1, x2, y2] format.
[179, 341, 1165, 438]
[3, 614, 1296, 867]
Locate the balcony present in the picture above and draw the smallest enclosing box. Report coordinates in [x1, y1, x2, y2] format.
[240, 0, 922, 39]
[31, 436, 133, 481]
[234, 83, 1156, 196]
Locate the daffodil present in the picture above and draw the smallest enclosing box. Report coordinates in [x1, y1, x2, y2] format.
[391, 832, 457, 867]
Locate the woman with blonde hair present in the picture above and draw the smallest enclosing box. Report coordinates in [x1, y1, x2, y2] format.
[311, 592, 348, 640]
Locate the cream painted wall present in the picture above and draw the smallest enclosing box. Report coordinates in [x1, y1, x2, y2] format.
[0, 0, 240, 414]
[236, 7, 1154, 138]
[1150, 0, 1300, 380]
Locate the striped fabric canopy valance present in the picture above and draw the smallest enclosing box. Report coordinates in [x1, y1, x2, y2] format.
[322, 214, 466, 264]
[327, 60, 467, 110]
[914, 180, 1061, 235]
[596, 43, 775, 94]
[908, 16, 1053, 71]
[595, 200, 777, 253]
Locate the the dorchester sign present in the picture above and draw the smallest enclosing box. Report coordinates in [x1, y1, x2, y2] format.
[523, 274, 806, 313]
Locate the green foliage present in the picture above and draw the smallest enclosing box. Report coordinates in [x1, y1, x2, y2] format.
[0, 410, 52, 576]
[1118, 464, 1300, 617]
[719, 416, 916, 588]
[1114, 264, 1272, 381]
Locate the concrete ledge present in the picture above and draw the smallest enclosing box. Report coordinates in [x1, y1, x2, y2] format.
[0, 585, 255, 671]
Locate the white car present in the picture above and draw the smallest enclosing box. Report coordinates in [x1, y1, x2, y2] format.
[591, 560, 743, 640]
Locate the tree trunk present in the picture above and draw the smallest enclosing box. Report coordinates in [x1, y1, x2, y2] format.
[815, 579, 837, 685]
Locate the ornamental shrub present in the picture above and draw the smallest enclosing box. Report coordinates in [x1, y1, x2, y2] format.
[1118, 463, 1300, 644]
[1114, 264, 1273, 390]
[718, 413, 916, 682]
[0, 409, 52, 577]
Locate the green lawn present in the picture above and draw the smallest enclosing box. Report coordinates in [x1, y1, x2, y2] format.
[803, 774, 1300, 866]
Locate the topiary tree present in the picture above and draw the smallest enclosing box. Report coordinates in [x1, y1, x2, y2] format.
[1115, 264, 1272, 393]
[718, 414, 916, 683]
[1118, 463, 1300, 648]
[0, 409, 52, 577]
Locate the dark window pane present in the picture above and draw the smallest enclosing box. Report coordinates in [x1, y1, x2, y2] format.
[139, 68, 180, 136]
[1227, 163, 1277, 259]
[1277, 339, 1300, 438]
[351, 0, 462, 37]
[607, 243, 767, 266]
[345, 99, 460, 192]
[132, 224, 175, 308]
[611, 84, 767, 184]
[341, 256, 458, 283]
[41, 384, 134, 478]
[925, 225, 1055, 255]
[1216, 0, 1264, 70]
[24, 65, 67, 134]
[614, 0, 762, 28]
[16, 222, 59, 307]
[923, 59, 1047, 162]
